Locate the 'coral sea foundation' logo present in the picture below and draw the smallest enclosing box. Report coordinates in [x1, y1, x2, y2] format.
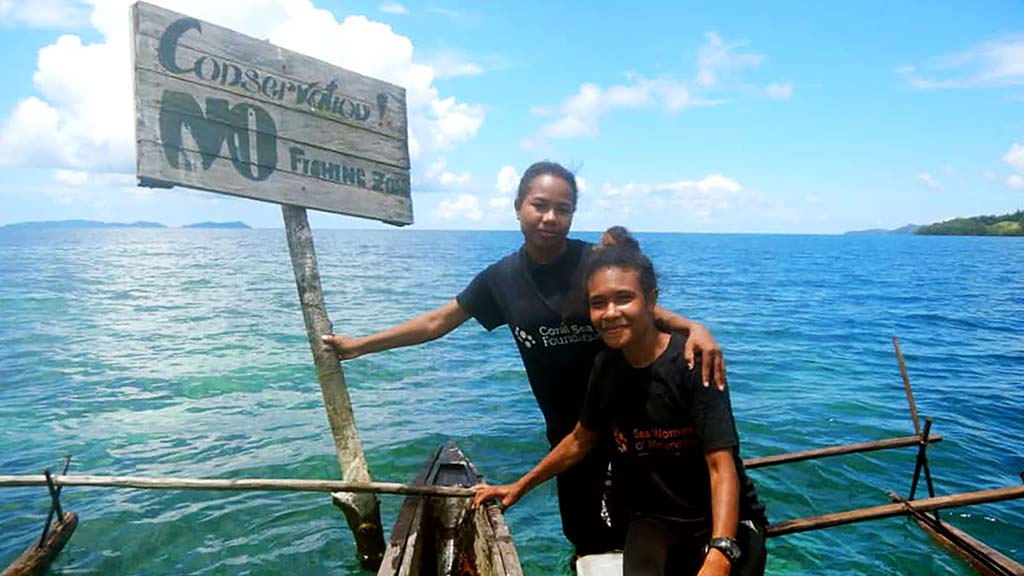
[512, 325, 536, 349]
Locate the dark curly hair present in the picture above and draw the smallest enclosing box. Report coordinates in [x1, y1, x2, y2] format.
[515, 160, 579, 210]
[586, 244, 657, 295]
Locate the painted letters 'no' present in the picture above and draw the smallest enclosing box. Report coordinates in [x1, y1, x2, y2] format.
[157, 17, 278, 182]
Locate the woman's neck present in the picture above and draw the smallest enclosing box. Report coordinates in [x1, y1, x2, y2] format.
[623, 328, 671, 368]
[524, 239, 568, 265]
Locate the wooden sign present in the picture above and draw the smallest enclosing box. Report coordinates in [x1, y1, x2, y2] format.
[131, 2, 413, 225]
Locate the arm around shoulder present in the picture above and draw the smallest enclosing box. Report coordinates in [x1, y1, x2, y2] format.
[653, 305, 727, 390]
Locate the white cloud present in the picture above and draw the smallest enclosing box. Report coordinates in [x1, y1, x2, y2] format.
[1007, 174, 1024, 189]
[427, 97, 485, 148]
[766, 82, 793, 100]
[0, 0, 485, 195]
[655, 173, 743, 194]
[983, 170, 996, 180]
[806, 195, 823, 204]
[917, 172, 941, 190]
[899, 36, 1024, 89]
[1003, 142, 1024, 172]
[526, 32, 784, 144]
[439, 171, 470, 187]
[590, 173, 751, 223]
[696, 32, 764, 88]
[433, 193, 483, 220]
[378, 2, 407, 15]
[533, 78, 719, 141]
[426, 6, 463, 19]
[495, 165, 518, 194]
[422, 50, 485, 79]
[0, 0, 90, 28]
[53, 169, 89, 186]
[425, 155, 471, 189]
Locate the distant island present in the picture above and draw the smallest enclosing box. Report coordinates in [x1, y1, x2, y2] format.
[2, 219, 250, 230]
[916, 210, 1023, 236]
[2, 219, 165, 229]
[844, 224, 922, 236]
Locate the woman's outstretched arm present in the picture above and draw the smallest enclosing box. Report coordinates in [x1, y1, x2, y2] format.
[321, 299, 471, 360]
[472, 422, 599, 509]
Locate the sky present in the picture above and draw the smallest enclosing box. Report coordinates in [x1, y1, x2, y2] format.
[0, 0, 1022, 233]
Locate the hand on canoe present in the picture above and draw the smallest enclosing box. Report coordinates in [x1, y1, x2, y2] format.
[471, 482, 522, 510]
[321, 333, 364, 360]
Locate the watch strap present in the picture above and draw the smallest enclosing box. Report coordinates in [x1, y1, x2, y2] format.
[707, 536, 741, 563]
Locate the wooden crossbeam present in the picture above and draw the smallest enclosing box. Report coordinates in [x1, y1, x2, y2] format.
[0, 474, 475, 498]
[768, 485, 1024, 537]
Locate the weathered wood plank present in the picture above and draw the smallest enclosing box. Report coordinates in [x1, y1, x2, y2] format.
[488, 504, 523, 576]
[137, 111, 411, 193]
[136, 67, 409, 168]
[132, 1, 406, 139]
[1, 512, 77, 576]
[132, 1, 411, 224]
[394, 500, 425, 576]
[470, 506, 498, 575]
[137, 139, 412, 224]
[135, 89, 410, 184]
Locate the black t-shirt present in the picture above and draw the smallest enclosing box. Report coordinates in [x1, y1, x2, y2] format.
[456, 239, 603, 443]
[581, 333, 766, 526]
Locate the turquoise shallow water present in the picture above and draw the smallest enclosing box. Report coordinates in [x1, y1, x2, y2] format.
[0, 228, 1021, 575]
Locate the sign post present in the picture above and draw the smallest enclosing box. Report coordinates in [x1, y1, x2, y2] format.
[131, 1, 413, 567]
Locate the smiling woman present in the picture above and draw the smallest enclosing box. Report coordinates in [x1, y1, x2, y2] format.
[473, 246, 767, 576]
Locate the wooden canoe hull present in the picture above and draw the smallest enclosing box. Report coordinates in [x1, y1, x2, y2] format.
[377, 443, 522, 576]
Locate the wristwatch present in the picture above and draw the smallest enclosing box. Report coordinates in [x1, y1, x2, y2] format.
[706, 536, 741, 563]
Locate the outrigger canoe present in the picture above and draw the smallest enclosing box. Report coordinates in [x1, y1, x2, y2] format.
[378, 443, 523, 576]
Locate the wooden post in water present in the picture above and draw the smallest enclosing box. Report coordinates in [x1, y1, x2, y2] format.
[282, 205, 385, 568]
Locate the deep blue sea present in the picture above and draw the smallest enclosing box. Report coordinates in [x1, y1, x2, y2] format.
[0, 228, 1021, 575]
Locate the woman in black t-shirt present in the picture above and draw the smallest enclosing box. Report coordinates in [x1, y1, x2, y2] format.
[473, 246, 767, 576]
[322, 161, 730, 557]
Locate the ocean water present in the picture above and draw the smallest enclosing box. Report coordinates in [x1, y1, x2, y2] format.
[0, 228, 1021, 575]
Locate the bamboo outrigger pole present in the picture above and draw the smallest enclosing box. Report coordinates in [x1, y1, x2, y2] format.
[0, 475, 475, 498]
[767, 484, 1024, 537]
[893, 336, 921, 435]
[281, 205, 385, 568]
[891, 492, 1024, 576]
[744, 434, 941, 469]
